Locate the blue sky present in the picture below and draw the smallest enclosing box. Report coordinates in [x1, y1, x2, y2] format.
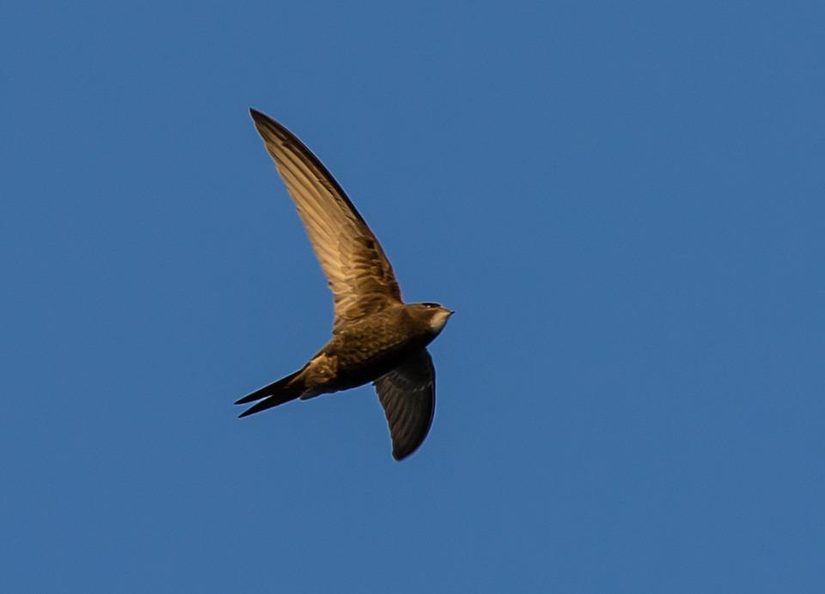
[2, 1, 824, 592]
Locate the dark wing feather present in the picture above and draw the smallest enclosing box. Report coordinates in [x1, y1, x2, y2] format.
[374, 349, 436, 461]
[249, 109, 402, 329]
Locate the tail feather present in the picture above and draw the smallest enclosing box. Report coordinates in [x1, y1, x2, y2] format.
[236, 367, 306, 418]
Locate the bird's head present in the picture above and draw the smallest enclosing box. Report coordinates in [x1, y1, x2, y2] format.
[410, 302, 454, 334]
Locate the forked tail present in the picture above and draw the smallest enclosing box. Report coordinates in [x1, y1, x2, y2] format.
[235, 367, 307, 417]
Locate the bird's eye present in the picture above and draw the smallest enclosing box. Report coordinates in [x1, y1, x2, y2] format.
[422, 302, 439, 308]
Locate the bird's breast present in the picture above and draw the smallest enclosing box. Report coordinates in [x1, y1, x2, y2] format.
[320, 311, 433, 389]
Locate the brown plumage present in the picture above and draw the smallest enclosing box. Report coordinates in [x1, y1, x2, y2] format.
[236, 109, 453, 461]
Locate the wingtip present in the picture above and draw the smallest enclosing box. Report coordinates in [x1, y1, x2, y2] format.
[249, 107, 265, 124]
[392, 447, 415, 462]
[391, 433, 429, 461]
[248, 108, 284, 136]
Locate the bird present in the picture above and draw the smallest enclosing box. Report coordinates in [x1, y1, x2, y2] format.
[236, 108, 453, 461]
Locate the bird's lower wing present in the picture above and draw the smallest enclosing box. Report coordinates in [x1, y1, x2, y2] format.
[374, 349, 436, 461]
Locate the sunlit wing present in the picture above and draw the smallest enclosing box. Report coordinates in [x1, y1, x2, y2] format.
[250, 109, 402, 329]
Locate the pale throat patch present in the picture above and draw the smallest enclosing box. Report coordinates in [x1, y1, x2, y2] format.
[428, 310, 451, 332]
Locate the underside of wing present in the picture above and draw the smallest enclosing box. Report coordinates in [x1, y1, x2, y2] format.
[374, 349, 436, 461]
[250, 109, 402, 328]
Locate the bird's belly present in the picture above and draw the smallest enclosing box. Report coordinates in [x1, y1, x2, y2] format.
[323, 334, 431, 392]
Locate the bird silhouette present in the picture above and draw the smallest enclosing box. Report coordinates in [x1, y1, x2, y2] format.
[236, 109, 453, 460]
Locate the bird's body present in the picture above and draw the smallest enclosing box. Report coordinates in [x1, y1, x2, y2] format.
[237, 109, 452, 460]
[308, 305, 441, 393]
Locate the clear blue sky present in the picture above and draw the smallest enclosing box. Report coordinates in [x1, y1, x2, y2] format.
[2, 1, 824, 592]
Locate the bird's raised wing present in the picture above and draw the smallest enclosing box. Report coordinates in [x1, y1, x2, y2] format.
[374, 349, 436, 461]
[250, 109, 402, 330]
